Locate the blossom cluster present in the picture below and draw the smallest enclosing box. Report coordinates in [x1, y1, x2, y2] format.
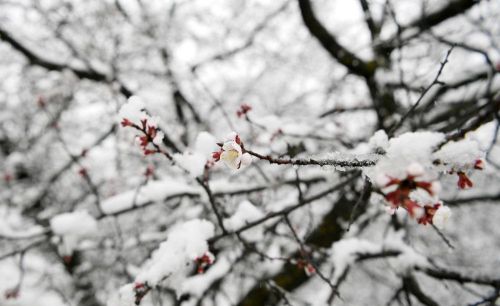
[367, 131, 485, 229]
[118, 96, 164, 155]
[379, 163, 449, 228]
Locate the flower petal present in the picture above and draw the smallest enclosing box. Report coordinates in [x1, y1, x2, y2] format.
[240, 153, 252, 168]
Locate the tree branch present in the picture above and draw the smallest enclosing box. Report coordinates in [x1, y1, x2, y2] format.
[297, 0, 376, 77]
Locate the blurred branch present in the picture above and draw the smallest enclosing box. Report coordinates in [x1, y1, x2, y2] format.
[359, 0, 380, 40]
[388, 46, 454, 135]
[0, 26, 132, 97]
[380, 0, 481, 51]
[297, 0, 377, 78]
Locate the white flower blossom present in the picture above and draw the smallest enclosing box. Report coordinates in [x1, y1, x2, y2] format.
[216, 132, 252, 170]
[220, 140, 252, 170]
[433, 205, 451, 229]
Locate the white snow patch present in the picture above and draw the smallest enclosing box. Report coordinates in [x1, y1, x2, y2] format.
[117, 95, 147, 125]
[433, 139, 483, 171]
[224, 200, 265, 242]
[135, 219, 215, 293]
[330, 238, 381, 284]
[50, 210, 98, 255]
[50, 210, 98, 237]
[101, 178, 199, 214]
[173, 152, 207, 178]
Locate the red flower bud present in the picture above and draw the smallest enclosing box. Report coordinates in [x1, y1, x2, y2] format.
[457, 171, 473, 189]
[37, 96, 46, 108]
[78, 168, 87, 177]
[212, 151, 221, 161]
[144, 149, 157, 155]
[474, 159, 484, 170]
[236, 104, 252, 118]
[121, 118, 133, 127]
[417, 203, 441, 225]
[145, 165, 154, 177]
[63, 255, 73, 264]
[4, 288, 19, 300]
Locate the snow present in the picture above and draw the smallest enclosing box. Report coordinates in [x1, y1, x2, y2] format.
[0, 207, 45, 239]
[134, 219, 215, 292]
[100, 178, 199, 215]
[117, 95, 147, 125]
[106, 283, 136, 306]
[173, 152, 207, 178]
[49, 210, 98, 255]
[365, 131, 445, 186]
[433, 139, 483, 171]
[172, 131, 218, 177]
[224, 200, 265, 242]
[368, 130, 389, 152]
[152, 131, 164, 145]
[50, 210, 98, 237]
[329, 231, 430, 284]
[329, 238, 381, 284]
[0, 256, 67, 306]
[194, 131, 218, 158]
[406, 162, 425, 176]
[383, 230, 429, 273]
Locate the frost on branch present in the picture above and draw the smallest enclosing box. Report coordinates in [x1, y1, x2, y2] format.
[110, 219, 215, 305]
[50, 210, 98, 256]
[213, 132, 252, 170]
[365, 131, 483, 227]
